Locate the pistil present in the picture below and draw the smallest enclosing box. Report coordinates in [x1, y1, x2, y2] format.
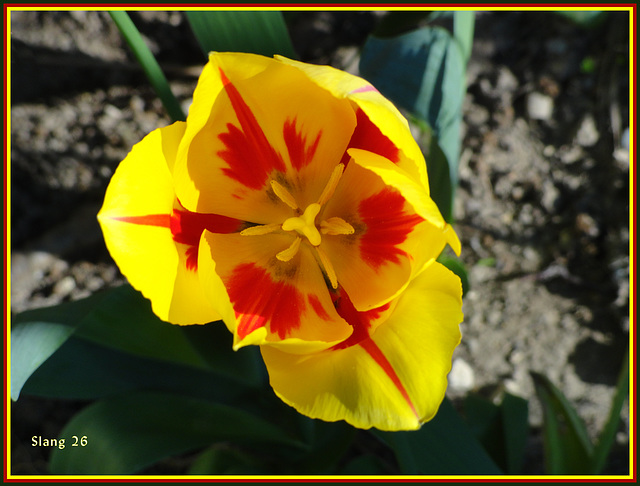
[281, 203, 322, 246]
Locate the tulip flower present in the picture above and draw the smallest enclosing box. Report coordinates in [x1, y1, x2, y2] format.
[98, 52, 463, 430]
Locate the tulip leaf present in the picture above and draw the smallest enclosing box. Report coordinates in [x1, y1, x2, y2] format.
[531, 371, 594, 474]
[21, 336, 255, 404]
[10, 321, 76, 401]
[556, 11, 609, 28]
[463, 392, 529, 474]
[453, 11, 475, 65]
[12, 285, 211, 379]
[437, 253, 469, 296]
[188, 445, 265, 475]
[11, 286, 119, 400]
[591, 348, 629, 474]
[185, 11, 297, 60]
[360, 26, 466, 222]
[376, 398, 502, 474]
[109, 11, 186, 122]
[49, 391, 306, 474]
[411, 118, 454, 223]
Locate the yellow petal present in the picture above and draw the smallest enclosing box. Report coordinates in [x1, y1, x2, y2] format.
[199, 231, 352, 352]
[321, 152, 454, 311]
[97, 122, 219, 324]
[275, 55, 430, 192]
[261, 261, 463, 431]
[174, 52, 356, 225]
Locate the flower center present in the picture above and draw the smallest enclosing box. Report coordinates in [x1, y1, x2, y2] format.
[241, 163, 355, 289]
[281, 203, 322, 246]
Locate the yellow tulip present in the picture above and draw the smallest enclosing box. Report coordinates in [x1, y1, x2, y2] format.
[98, 52, 463, 430]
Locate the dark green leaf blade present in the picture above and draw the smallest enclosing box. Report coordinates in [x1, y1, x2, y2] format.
[376, 398, 502, 474]
[10, 321, 76, 400]
[360, 27, 466, 221]
[21, 336, 258, 404]
[13, 285, 212, 373]
[500, 392, 529, 474]
[437, 253, 469, 296]
[531, 371, 594, 474]
[49, 391, 306, 474]
[185, 11, 296, 59]
[109, 10, 185, 122]
[591, 348, 629, 473]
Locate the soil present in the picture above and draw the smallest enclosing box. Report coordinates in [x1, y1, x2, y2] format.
[8, 10, 631, 476]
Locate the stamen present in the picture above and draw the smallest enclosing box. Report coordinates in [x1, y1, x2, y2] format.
[320, 217, 355, 235]
[315, 246, 338, 290]
[276, 236, 301, 262]
[240, 223, 281, 236]
[317, 163, 344, 206]
[270, 180, 298, 210]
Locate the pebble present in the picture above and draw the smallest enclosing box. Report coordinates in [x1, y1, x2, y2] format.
[448, 358, 475, 392]
[575, 114, 599, 147]
[526, 92, 554, 121]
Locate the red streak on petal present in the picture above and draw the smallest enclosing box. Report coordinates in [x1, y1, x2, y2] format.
[112, 207, 242, 272]
[330, 287, 417, 418]
[111, 214, 171, 228]
[331, 288, 390, 350]
[283, 118, 322, 170]
[358, 188, 423, 270]
[217, 68, 286, 189]
[350, 84, 379, 94]
[170, 209, 242, 245]
[340, 108, 399, 166]
[359, 338, 419, 420]
[308, 294, 331, 321]
[171, 207, 244, 271]
[227, 263, 306, 340]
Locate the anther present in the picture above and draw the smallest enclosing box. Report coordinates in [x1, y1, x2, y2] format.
[270, 180, 298, 210]
[317, 164, 344, 206]
[276, 237, 301, 262]
[320, 217, 355, 235]
[315, 246, 338, 289]
[240, 223, 281, 236]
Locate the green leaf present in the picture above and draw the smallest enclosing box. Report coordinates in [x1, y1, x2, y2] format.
[109, 11, 186, 122]
[290, 419, 356, 474]
[338, 453, 393, 475]
[592, 348, 629, 473]
[21, 336, 256, 403]
[453, 11, 475, 65]
[372, 11, 433, 38]
[531, 371, 594, 474]
[556, 11, 609, 28]
[412, 120, 454, 222]
[376, 398, 502, 474]
[360, 27, 466, 222]
[11, 287, 118, 400]
[49, 391, 306, 474]
[437, 253, 469, 296]
[500, 393, 530, 474]
[462, 392, 529, 474]
[13, 285, 212, 375]
[188, 445, 265, 474]
[185, 11, 296, 59]
[10, 321, 76, 400]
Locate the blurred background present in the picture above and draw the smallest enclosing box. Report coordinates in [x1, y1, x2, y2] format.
[10, 10, 630, 475]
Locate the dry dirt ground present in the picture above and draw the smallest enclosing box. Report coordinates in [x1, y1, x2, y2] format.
[9, 10, 631, 475]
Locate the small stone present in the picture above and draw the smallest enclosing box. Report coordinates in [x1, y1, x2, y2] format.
[575, 114, 599, 147]
[53, 276, 76, 297]
[448, 358, 475, 392]
[526, 92, 554, 121]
